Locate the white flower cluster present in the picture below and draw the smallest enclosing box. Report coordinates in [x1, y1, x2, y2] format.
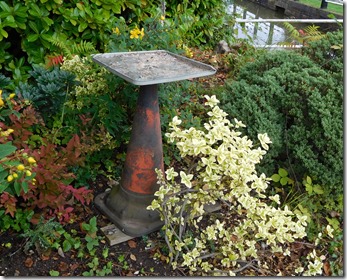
[61, 55, 108, 110]
[148, 95, 324, 276]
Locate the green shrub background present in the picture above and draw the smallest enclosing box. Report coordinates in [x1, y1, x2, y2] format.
[217, 31, 343, 197]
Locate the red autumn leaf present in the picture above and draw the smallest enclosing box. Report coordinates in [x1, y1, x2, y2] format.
[0, 192, 17, 217]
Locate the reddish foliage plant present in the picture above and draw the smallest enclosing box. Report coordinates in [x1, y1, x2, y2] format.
[0, 99, 93, 224]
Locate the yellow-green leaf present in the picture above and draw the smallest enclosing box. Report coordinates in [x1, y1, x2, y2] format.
[271, 174, 281, 182]
[278, 168, 288, 177]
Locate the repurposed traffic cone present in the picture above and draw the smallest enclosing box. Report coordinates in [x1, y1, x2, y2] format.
[94, 84, 164, 237]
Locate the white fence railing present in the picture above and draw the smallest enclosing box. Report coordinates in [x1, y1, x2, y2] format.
[236, 19, 343, 23]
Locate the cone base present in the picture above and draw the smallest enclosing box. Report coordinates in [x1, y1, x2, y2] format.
[94, 186, 163, 237]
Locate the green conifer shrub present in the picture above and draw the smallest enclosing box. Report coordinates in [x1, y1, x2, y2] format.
[302, 30, 343, 77]
[217, 46, 343, 197]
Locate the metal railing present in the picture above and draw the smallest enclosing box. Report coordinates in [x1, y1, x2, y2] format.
[236, 19, 343, 23]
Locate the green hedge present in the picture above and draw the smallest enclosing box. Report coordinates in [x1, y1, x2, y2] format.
[0, 0, 159, 85]
[217, 31, 343, 196]
[0, 0, 231, 87]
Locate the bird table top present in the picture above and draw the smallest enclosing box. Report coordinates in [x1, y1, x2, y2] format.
[92, 50, 216, 86]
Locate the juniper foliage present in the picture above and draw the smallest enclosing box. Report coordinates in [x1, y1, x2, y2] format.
[218, 32, 343, 196]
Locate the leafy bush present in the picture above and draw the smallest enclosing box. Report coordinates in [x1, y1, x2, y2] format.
[0, 92, 93, 230]
[17, 66, 77, 122]
[302, 30, 343, 76]
[0, 0, 233, 86]
[217, 46, 343, 197]
[0, 0, 159, 84]
[148, 95, 328, 276]
[165, 0, 233, 48]
[107, 14, 182, 53]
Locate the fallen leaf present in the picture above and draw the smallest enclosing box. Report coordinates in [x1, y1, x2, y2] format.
[130, 254, 136, 261]
[230, 234, 238, 242]
[126, 271, 134, 276]
[40, 255, 50, 261]
[323, 261, 331, 276]
[128, 239, 137, 248]
[57, 247, 65, 258]
[24, 258, 34, 268]
[160, 254, 168, 262]
[59, 261, 69, 272]
[330, 211, 339, 218]
[70, 263, 79, 271]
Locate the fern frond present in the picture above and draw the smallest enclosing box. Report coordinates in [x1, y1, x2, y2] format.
[71, 41, 96, 56]
[47, 37, 96, 58]
[46, 36, 72, 58]
[283, 22, 300, 41]
[302, 25, 326, 42]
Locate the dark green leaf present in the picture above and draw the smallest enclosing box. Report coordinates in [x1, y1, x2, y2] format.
[0, 142, 17, 158]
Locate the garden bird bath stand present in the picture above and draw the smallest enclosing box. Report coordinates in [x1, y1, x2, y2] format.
[92, 50, 216, 239]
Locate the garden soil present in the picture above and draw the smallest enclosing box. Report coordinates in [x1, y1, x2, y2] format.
[0, 176, 182, 277]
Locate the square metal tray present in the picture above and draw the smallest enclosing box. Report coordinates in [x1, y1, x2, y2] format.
[92, 50, 216, 86]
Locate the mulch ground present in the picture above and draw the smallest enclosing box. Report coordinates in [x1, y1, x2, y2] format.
[0, 176, 183, 277]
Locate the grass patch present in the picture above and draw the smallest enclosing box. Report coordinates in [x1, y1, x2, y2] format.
[298, 0, 343, 15]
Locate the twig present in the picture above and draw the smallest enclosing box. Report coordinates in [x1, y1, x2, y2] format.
[198, 252, 219, 260]
[232, 259, 259, 274]
[292, 241, 315, 248]
[176, 267, 187, 276]
[187, 159, 199, 174]
[178, 198, 189, 240]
